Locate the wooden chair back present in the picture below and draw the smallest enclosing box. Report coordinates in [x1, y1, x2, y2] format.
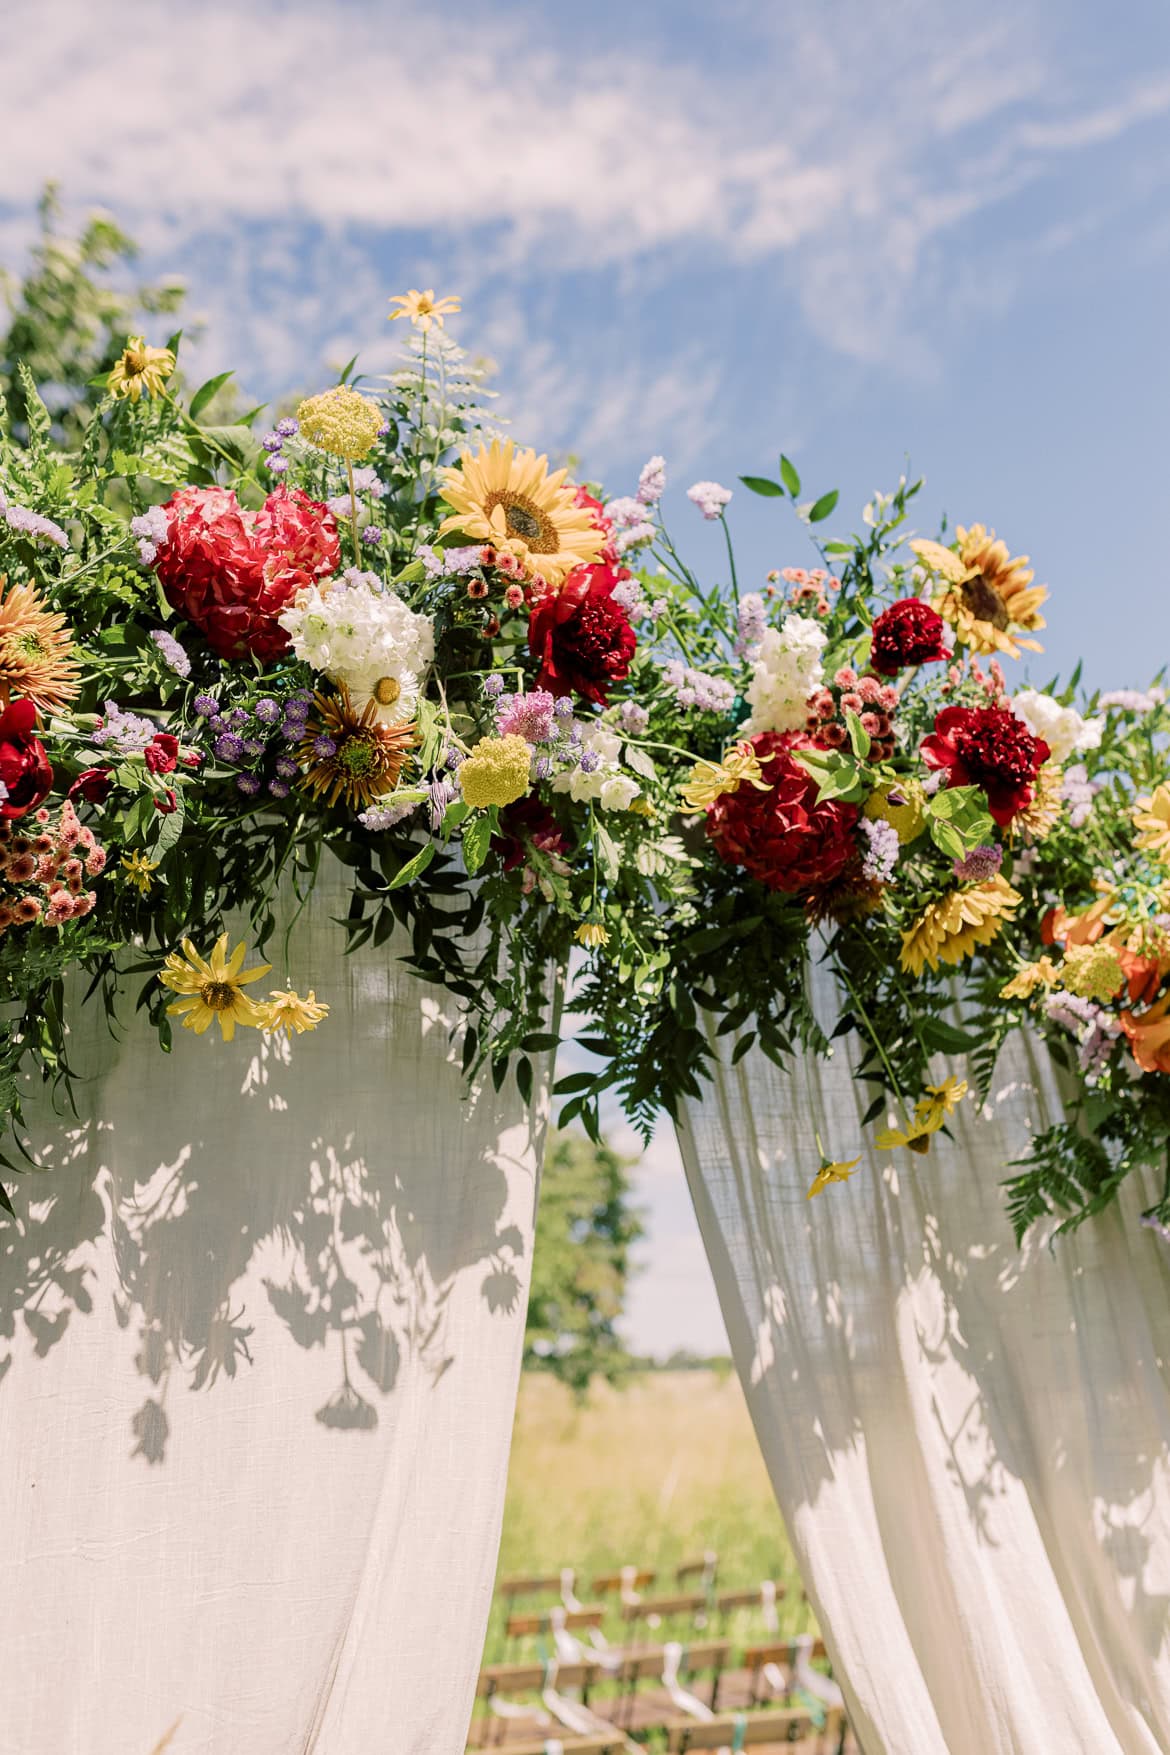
[619, 1591, 708, 1626]
[498, 1572, 571, 1603]
[592, 1566, 656, 1597]
[714, 1582, 786, 1615]
[668, 1706, 839, 1750]
[476, 1656, 600, 1698]
[611, 1637, 730, 1685]
[675, 1551, 719, 1587]
[505, 1605, 605, 1639]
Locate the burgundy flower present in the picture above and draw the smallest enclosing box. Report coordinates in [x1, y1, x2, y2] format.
[153, 485, 340, 663]
[153, 789, 178, 815]
[69, 766, 114, 805]
[143, 734, 180, 776]
[0, 699, 53, 820]
[921, 704, 1049, 827]
[706, 731, 859, 893]
[870, 598, 950, 676]
[528, 564, 637, 705]
[492, 796, 567, 872]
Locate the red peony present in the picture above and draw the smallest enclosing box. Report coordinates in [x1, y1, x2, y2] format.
[492, 796, 567, 872]
[528, 563, 637, 705]
[870, 597, 950, 676]
[706, 731, 860, 893]
[0, 699, 53, 820]
[153, 485, 340, 663]
[921, 705, 1049, 827]
[574, 486, 620, 568]
[69, 766, 113, 805]
[143, 733, 180, 776]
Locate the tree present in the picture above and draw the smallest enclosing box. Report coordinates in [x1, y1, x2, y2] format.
[524, 1130, 645, 1396]
[0, 184, 185, 443]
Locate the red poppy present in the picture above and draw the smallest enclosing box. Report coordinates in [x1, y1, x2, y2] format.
[921, 705, 1048, 827]
[528, 564, 637, 705]
[0, 699, 53, 820]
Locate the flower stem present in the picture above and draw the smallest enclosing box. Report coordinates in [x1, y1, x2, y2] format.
[346, 458, 360, 567]
[719, 512, 740, 606]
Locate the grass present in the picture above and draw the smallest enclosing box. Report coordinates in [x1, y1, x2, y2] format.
[486, 1366, 813, 1662]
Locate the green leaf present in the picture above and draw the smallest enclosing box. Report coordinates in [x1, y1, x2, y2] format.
[594, 822, 620, 884]
[520, 1031, 560, 1052]
[779, 454, 801, 497]
[384, 841, 437, 890]
[808, 489, 839, 524]
[462, 811, 492, 875]
[337, 354, 360, 385]
[740, 475, 784, 498]
[188, 372, 235, 421]
[845, 709, 871, 759]
[441, 798, 471, 837]
[919, 1018, 980, 1054]
[625, 745, 657, 781]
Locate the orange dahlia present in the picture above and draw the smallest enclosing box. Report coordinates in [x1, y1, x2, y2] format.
[0, 578, 81, 713]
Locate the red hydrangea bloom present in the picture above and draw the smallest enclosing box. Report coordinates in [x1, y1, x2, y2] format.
[0, 699, 53, 820]
[921, 704, 1049, 827]
[491, 796, 567, 872]
[870, 598, 950, 676]
[154, 485, 340, 663]
[528, 563, 637, 705]
[706, 731, 860, 893]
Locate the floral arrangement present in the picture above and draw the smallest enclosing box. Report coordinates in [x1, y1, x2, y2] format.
[0, 292, 1166, 1241]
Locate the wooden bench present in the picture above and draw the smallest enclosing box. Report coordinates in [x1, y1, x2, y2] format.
[597, 1638, 731, 1731]
[505, 1606, 606, 1640]
[498, 1571, 575, 1606]
[592, 1566, 656, 1599]
[667, 1705, 844, 1750]
[618, 1590, 709, 1634]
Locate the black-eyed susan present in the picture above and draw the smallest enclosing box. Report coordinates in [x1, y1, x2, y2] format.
[160, 934, 271, 1042]
[387, 289, 461, 331]
[575, 918, 610, 949]
[298, 688, 415, 811]
[0, 578, 81, 713]
[438, 440, 603, 587]
[910, 524, 1048, 660]
[107, 336, 176, 402]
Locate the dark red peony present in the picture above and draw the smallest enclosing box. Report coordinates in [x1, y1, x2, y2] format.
[870, 597, 951, 676]
[492, 796, 567, 872]
[143, 733, 180, 776]
[706, 731, 860, 893]
[921, 705, 1049, 827]
[528, 563, 637, 705]
[69, 766, 113, 804]
[153, 485, 340, 663]
[0, 698, 53, 820]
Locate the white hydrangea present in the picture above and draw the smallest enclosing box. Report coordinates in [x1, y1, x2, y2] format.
[279, 571, 434, 726]
[741, 614, 827, 735]
[552, 722, 641, 810]
[1011, 689, 1103, 765]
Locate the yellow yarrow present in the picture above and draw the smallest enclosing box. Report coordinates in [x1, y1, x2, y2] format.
[1133, 782, 1170, 863]
[1061, 941, 1125, 1004]
[458, 734, 532, 809]
[107, 336, 175, 402]
[900, 875, 1021, 977]
[296, 387, 383, 460]
[260, 988, 330, 1036]
[863, 778, 925, 845]
[1000, 956, 1059, 1000]
[388, 288, 461, 331]
[679, 741, 772, 812]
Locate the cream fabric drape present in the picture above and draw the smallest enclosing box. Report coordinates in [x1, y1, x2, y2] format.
[677, 966, 1170, 1755]
[0, 866, 552, 1755]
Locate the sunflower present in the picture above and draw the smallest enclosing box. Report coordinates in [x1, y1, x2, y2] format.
[1133, 783, 1170, 864]
[387, 288, 461, 331]
[438, 441, 603, 587]
[910, 524, 1048, 659]
[261, 988, 330, 1036]
[107, 336, 176, 402]
[0, 578, 81, 712]
[160, 934, 271, 1041]
[298, 688, 415, 810]
[900, 875, 1021, 977]
[1012, 759, 1064, 844]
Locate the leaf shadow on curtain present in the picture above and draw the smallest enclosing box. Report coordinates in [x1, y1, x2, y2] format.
[0, 977, 536, 1465]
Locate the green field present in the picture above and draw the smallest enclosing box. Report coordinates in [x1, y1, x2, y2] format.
[487, 1367, 813, 1661]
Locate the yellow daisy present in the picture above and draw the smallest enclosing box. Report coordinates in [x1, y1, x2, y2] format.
[1133, 783, 1170, 863]
[261, 989, 330, 1036]
[122, 852, 160, 896]
[807, 1154, 861, 1198]
[910, 523, 1048, 659]
[679, 740, 773, 812]
[107, 336, 175, 402]
[900, 875, 1021, 977]
[874, 1118, 937, 1155]
[916, 1076, 968, 1131]
[388, 289, 461, 331]
[0, 577, 81, 713]
[437, 440, 603, 587]
[159, 934, 272, 1042]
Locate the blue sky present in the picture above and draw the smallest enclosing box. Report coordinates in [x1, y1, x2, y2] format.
[3, 0, 1169, 1352]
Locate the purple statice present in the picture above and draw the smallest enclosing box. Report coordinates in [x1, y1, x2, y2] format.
[662, 661, 736, 715]
[860, 817, 900, 883]
[5, 504, 69, 547]
[428, 777, 456, 830]
[952, 844, 1003, 883]
[441, 545, 482, 576]
[242, 739, 265, 759]
[312, 734, 338, 760]
[275, 417, 300, 439]
[482, 673, 505, 700]
[93, 701, 156, 755]
[647, 598, 669, 621]
[267, 778, 291, 798]
[261, 431, 284, 452]
[1061, 763, 1099, 829]
[149, 628, 190, 677]
[443, 745, 464, 771]
[360, 798, 419, 831]
[1043, 991, 1118, 1079]
[215, 732, 246, 762]
[554, 694, 575, 720]
[236, 773, 262, 797]
[618, 701, 650, 737]
[686, 480, 732, 521]
[362, 526, 384, 547]
[265, 454, 289, 475]
[735, 593, 767, 658]
[637, 455, 666, 506]
[611, 578, 647, 614]
[253, 698, 280, 725]
[228, 706, 251, 727]
[532, 754, 554, 780]
[193, 693, 219, 718]
[376, 421, 392, 439]
[131, 505, 169, 565]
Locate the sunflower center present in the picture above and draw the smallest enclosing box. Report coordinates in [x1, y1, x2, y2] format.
[487, 492, 558, 553]
[123, 348, 148, 375]
[338, 734, 377, 776]
[961, 574, 1010, 630]
[373, 675, 401, 705]
[200, 981, 237, 1012]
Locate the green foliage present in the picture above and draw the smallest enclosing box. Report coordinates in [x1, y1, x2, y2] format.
[524, 1130, 645, 1395]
